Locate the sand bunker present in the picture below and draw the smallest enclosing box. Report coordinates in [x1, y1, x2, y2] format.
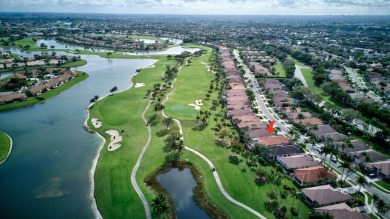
[106, 130, 123, 151]
[135, 83, 145, 88]
[91, 118, 102, 128]
[142, 65, 155, 69]
[195, 99, 203, 106]
[188, 104, 201, 110]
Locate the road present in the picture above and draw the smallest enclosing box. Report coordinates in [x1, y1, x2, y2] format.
[306, 143, 390, 214]
[344, 66, 383, 103]
[233, 49, 291, 135]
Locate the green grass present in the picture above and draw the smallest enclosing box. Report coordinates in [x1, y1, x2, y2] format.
[164, 47, 310, 219]
[374, 179, 390, 192]
[0, 72, 89, 111]
[14, 37, 39, 49]
[89, 56, 176, 219]
[274, 61, 286, 77]
[90, 46, 310, 219]
[364, 191, 373, 205]
[62, 59, 87, 68]
[288, 55, 305, 66]
[301, 68, 346, 108]
[0, 131, 12, 163]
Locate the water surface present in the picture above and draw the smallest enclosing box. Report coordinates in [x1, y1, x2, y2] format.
[157, 168, 211, 219]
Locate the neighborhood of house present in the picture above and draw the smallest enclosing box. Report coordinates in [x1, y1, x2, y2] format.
[220, 46, 386, 219]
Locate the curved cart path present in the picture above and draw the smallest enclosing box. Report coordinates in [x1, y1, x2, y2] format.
[160, 60, 266, 219]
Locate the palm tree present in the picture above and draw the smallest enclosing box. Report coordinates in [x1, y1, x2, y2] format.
[375, 198, 389, 214]
[372, 194, 379, 212]
[320, 144, 333, 166]
[151, 193, 170, 216]
[356, 175, 368, 192]
[339, 161, 351, 182]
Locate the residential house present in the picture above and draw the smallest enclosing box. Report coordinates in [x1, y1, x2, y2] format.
[294, 166, 337, 186]
[351, 150, 387, 164]
[278, 155, 320, 172]
[366, 161, 390, 178]
[267, 144, 304, 160]
[316, 203, 370, 219]
[301, 185, 351, 207]
[0, 93, 27, 104]
[258, 136, 293, 146]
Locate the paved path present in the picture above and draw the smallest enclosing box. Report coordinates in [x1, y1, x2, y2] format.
[130, 99, 153, 219]
[294, 65, 308, 87]
[160, 58, 266, 219]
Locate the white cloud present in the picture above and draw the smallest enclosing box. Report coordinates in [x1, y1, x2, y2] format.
[1, 0, 390, 14]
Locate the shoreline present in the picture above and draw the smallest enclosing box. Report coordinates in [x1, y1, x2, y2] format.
[84, 108, 104, 219]
[0, 132, 13, 165]
[84, 60, 158, 219]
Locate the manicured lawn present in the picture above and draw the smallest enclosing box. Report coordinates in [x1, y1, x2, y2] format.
[15, 37, 39, 49]
[0, 72, 89, 111]
[89, 57, 177, 219]
[164, 47, 310, 219]
[375, 179, 390, 191]
[0, 131, 12, 163]
[62, 59, 87, 67]
[90, 46, 311, 219]
[301, 68, 346, 108]
[274, 61, 286, 77]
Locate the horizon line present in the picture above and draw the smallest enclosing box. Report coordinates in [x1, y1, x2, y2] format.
[1, 12, 390, 16]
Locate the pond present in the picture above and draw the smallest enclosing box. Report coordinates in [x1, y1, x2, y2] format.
[157, 168, 211, 219]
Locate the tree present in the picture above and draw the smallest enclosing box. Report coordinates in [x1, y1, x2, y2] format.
[372, 194, 379, 212]
[90, 95, 99, 103]
[110, 86, 118, 94]
[163, 117, 173, 129]
[338, 161, 351, 182]
[151, 193, 170, 216]
[154, 103, 165, 116]
[356, 175, 368, 192]
[375, 198, 389, 214]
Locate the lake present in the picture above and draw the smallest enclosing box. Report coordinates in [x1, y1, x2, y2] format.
[157, 168, 211, 219]
[0, 40, 200, 219]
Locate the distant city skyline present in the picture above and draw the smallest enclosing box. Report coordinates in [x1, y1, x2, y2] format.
[1, 0, 390, 15]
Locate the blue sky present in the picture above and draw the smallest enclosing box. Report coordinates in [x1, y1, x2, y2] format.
[1, 0, 390, 15]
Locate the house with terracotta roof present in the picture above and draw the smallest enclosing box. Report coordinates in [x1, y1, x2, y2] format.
[366, 160, 390, 178]
[29, 84, 48, 96]
[258, 136, 293, 146]
[301, 185, 351, 207]
[316, 203, 370, 219]
[294, 118, 324, 126]
[293, 166, 337, 186]
[278, 155, 320, 172]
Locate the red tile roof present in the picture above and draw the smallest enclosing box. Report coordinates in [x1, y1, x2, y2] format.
[294, 166, 337, 183]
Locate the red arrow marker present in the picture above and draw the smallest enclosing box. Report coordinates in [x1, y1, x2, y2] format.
[267, 120, 276, 133]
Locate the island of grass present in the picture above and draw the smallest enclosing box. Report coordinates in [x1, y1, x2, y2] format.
[0, 71, 89, 111]
[0, 131, 12, 164]
[88, 45, 310, 219]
